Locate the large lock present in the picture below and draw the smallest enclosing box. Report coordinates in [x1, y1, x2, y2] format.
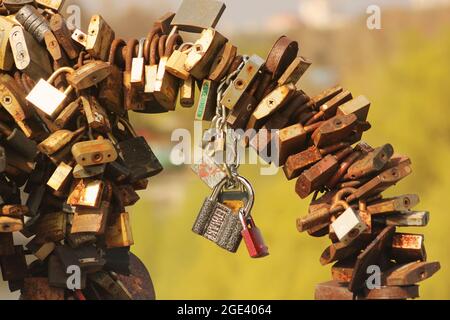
[115, 117, 163, 182]
[67, 60, 112, 90]
[85, 14, 115, 61]
[50, 13, 81, 60]
[15, 4, 51, 43]
[71, 136, 118, 167]
[26, 66, 75, 118]
[171, 0, 226, 33]
[193, 176, 254, 253]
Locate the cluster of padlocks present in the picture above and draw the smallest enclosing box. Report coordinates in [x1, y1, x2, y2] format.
[0, 0, 440, 300]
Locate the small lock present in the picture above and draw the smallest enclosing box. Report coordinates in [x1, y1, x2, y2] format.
[130, 38, 146, 88]
[26, 67, 75, 118]
[67, 61, 112, 91]
[180, 76, 195, 108]
[0, 16, 16, 71]
[166, 43, 192, 80]
[330, 200, 368, 246]
[71, 137, 118, 167]
[240, 214, 269, 259]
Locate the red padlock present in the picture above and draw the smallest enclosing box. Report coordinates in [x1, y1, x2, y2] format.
[240, 213, 269, 259]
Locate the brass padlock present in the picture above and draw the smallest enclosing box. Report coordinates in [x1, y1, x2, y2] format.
[165, 43, 192, 80]
[67, 179, 104, 208]
[71, 29, 88, 48]
[0, 16, 17, 71]
[184, 28, 228, 79]
[86, 14, 115, 61]
[180, 76, 195, 108]
[67, 60, 112, 90]
[9, 25, 53, 82]
[3, 0, 34, 13]
[47, 161, 73, 192]
[26, 67, 75, 118]
[38, 126, 85, 156]
[72, 182, 112, 235]
[71, 136, 118, 167]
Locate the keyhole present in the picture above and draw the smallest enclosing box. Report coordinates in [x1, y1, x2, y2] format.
[3, 96, 12, 105]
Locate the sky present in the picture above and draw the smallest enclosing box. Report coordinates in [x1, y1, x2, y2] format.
[69, 0, 450, 32]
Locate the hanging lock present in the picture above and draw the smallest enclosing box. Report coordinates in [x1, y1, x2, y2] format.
[71, 136, 118, 167]
[165, 43, 192, 80]
[330, 189, 368, 246]
[130, 38, 146, 89]
[66, 61, 112, 91]
[26, 67, 75, 118]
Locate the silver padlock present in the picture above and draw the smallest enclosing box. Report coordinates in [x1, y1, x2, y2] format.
[330, 200, 367, 246]
[26, 67, 75, 118]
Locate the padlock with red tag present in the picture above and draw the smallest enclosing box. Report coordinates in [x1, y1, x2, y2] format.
[240, 213, 269, 259]
[237, 177, 269, 259]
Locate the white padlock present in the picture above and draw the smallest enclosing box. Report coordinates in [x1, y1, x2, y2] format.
[26, 67, 75, 118]
[331, 200, 368, 246]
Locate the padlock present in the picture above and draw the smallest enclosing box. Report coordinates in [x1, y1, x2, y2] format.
[312, 113, 358, 148]
[15, 5, 51, 43]
[367, 194, 420, 215]
[0, 16, 17, 71]
[0, 121, 37, 161]
[226, 92, 258, 130]
[105, 160, 131, 183]
[98, 38, 126, 116]
[71, 136, 118, 167]
[73, 163, 105, 179]
[80, 95, 111, 134]
[2, 205, 29, 217]
[105, 212, 134, 249]
[113, 184, 140, 208]
[71, 181, 111, 235]
[295, 147, 353, 199]
[124, 39, 145, 111]
[220, 55, 265, 110]
[26, 237, 55, 261]
[44, 31, 68, 67]
[130, 38, 146, 88]
[195, 79, 217, 121]
[26, 66, 75, 118]
[3, 0, 33, 13]
[66, 60, 112, 90]
[391, 233, 426, 264]
[154, 33, 181, 111]
[67, 179, 104, 208]
[38, 126, 85, 155]
[88, 271, 132, 300]
[184, 28, 228, 80]
[375, 211, 430, 227]
[9, 25, 53, 82]
[0, 73, 32, 122]
[180, 76, 195, 108]
[330, 200, 368, 246]
[306, 90, 353, 125]
[36, 0, 65, 12]
[337, 95, 371, 122]
[86, 14, 115, 61]
[344, 144, 394, 180]
[277, 56, 311, 86]
[47, 161, 73, 192]
[115, 117, 163, 182]
[193, 176, 252, 253]
[171, 0, 226, 33]
[71, 28, 87, 48]
[49, 13, 80, 60]
[0, 233, 15, 256]
[165, 43, 192, 80]
[240, 213, 269, 258]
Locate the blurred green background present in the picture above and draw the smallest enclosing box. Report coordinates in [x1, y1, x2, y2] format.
[4, 0, 450, 300]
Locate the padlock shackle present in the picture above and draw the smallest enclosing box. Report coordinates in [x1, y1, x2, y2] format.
[125, 39, 138, 72]
[330, 200, 350, 212]
[333, 187, 357, 204]
[47, 66, 75, 97]
[165, 33, 183, 57]
[144, 26, 162, 62]
[116, 116, 138, 138]
[150, 33, 161, 66]
[109, 38, 126, 66]
[158, 34, 168, 60]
